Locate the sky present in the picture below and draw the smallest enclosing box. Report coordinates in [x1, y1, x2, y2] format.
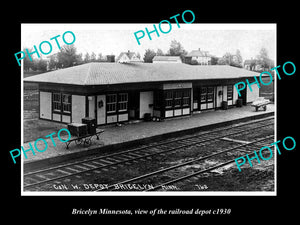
[21, 23, 276, 61]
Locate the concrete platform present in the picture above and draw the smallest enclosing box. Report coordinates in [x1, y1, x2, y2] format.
[22, 104, 275, 169]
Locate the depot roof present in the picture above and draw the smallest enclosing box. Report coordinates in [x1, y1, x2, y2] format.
[24, 62, 260, 86]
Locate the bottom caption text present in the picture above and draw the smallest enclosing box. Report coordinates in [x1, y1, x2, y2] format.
[72, 208, 231, 216]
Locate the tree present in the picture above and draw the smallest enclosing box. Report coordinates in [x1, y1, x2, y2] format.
[222, 52, 232, 65]
[23, 47, 34, 71]
[36, 59, 48, 72]
[210, 56, 219, 65]
[57, 44, 82, 68]
[257, 47, 270, 70]
[97, 53, 103, 61]
[143, 49, 156, 63]
[136, 52, 141, 60]
[249, 60, 256, 71]
[235, 49, 243, 66]
[219, 51, 243, 68]
[217, 58, 226, 65]
[90, 52, 96, 62]
[48, 54, 59, 70]
[167, 40, 187, 61]
[156, 48, 164, 56]
[84, 52, 90, 63]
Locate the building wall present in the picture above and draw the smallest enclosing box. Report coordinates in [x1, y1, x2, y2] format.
[72, 95, 86, 123]
[233, 85, 239, 105]
[88, 96, 95, 119]
[62, 114, 71, 123]
[247, 84, 259, 102]
[117, 54, 130, 63]
[192, 56, 211, 65]
[40, 91, 52, 120]
[38, 78, 258, 125]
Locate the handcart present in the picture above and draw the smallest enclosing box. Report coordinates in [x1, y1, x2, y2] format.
[251, 97, 271, 111]
[65, 122, 104, 149]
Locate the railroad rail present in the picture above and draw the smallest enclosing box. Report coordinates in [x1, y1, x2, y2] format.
[23, 116, 274, 191]
[96, 135, 274, 191]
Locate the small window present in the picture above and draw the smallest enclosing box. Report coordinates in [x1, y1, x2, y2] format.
[207, 87, 214, 102]
[165, 91, 173, 109]
[118, 93, 128, 112]
[107, 94, 117, 113]
[208, 87, 214, 94]
[200, 86, 214, 103]
[62, 94, 71, 113]
[207, 93, 214, 102]
[53, 93, 61, 112]
[174, 91, 182, 107]
[227, 85, 233, 100]
[182, 90, 190, 107]
[200, 87, 207, 103]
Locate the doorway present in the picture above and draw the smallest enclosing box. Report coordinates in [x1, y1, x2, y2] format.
[238, 84, 247, 105]
[128, 91, 140, 120]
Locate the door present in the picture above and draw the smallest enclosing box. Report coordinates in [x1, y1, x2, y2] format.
[238, 84, 247, 105]
[96, 95, 106, 125]
[216, 86, 223, 108]
[139, 91, 153, 119]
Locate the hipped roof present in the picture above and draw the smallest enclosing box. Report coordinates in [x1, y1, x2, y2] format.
[24, 62, 260, 86]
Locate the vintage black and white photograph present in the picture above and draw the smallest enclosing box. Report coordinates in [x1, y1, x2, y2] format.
[21, 23, 276, 195]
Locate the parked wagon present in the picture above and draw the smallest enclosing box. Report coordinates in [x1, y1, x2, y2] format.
[65, 120, 104, 149]
[251, 97, 271, 111]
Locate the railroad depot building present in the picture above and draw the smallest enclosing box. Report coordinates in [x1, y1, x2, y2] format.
[24, 63, 260, 125]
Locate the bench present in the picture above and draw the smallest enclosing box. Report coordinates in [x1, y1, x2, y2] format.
[64, 130, 104, 149]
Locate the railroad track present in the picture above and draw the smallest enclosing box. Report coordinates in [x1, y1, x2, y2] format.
[23, 116, 274, 191]
[96, 135, 274, 192]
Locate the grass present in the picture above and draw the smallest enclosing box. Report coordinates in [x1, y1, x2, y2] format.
[23, 119, 66, 143]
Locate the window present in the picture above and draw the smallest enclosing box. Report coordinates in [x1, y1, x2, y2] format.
[107, 94, 117, 113]
[52, 93, 71, 115]
[182, 90, 190, 106]
[164, 89, 191, 109]
[227, 85, 233, 100]
[200, 87, 207, 103]
[174, 91, 182, 108]
[62, 94, 71, 113]
[207, 87, 214, 102]
[165, 91, 173, 109]
[53, 93, 61, 112]
[200, 86, 214, 104]
[118, 93, 128, 112]
[107, 93, 128, 113]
